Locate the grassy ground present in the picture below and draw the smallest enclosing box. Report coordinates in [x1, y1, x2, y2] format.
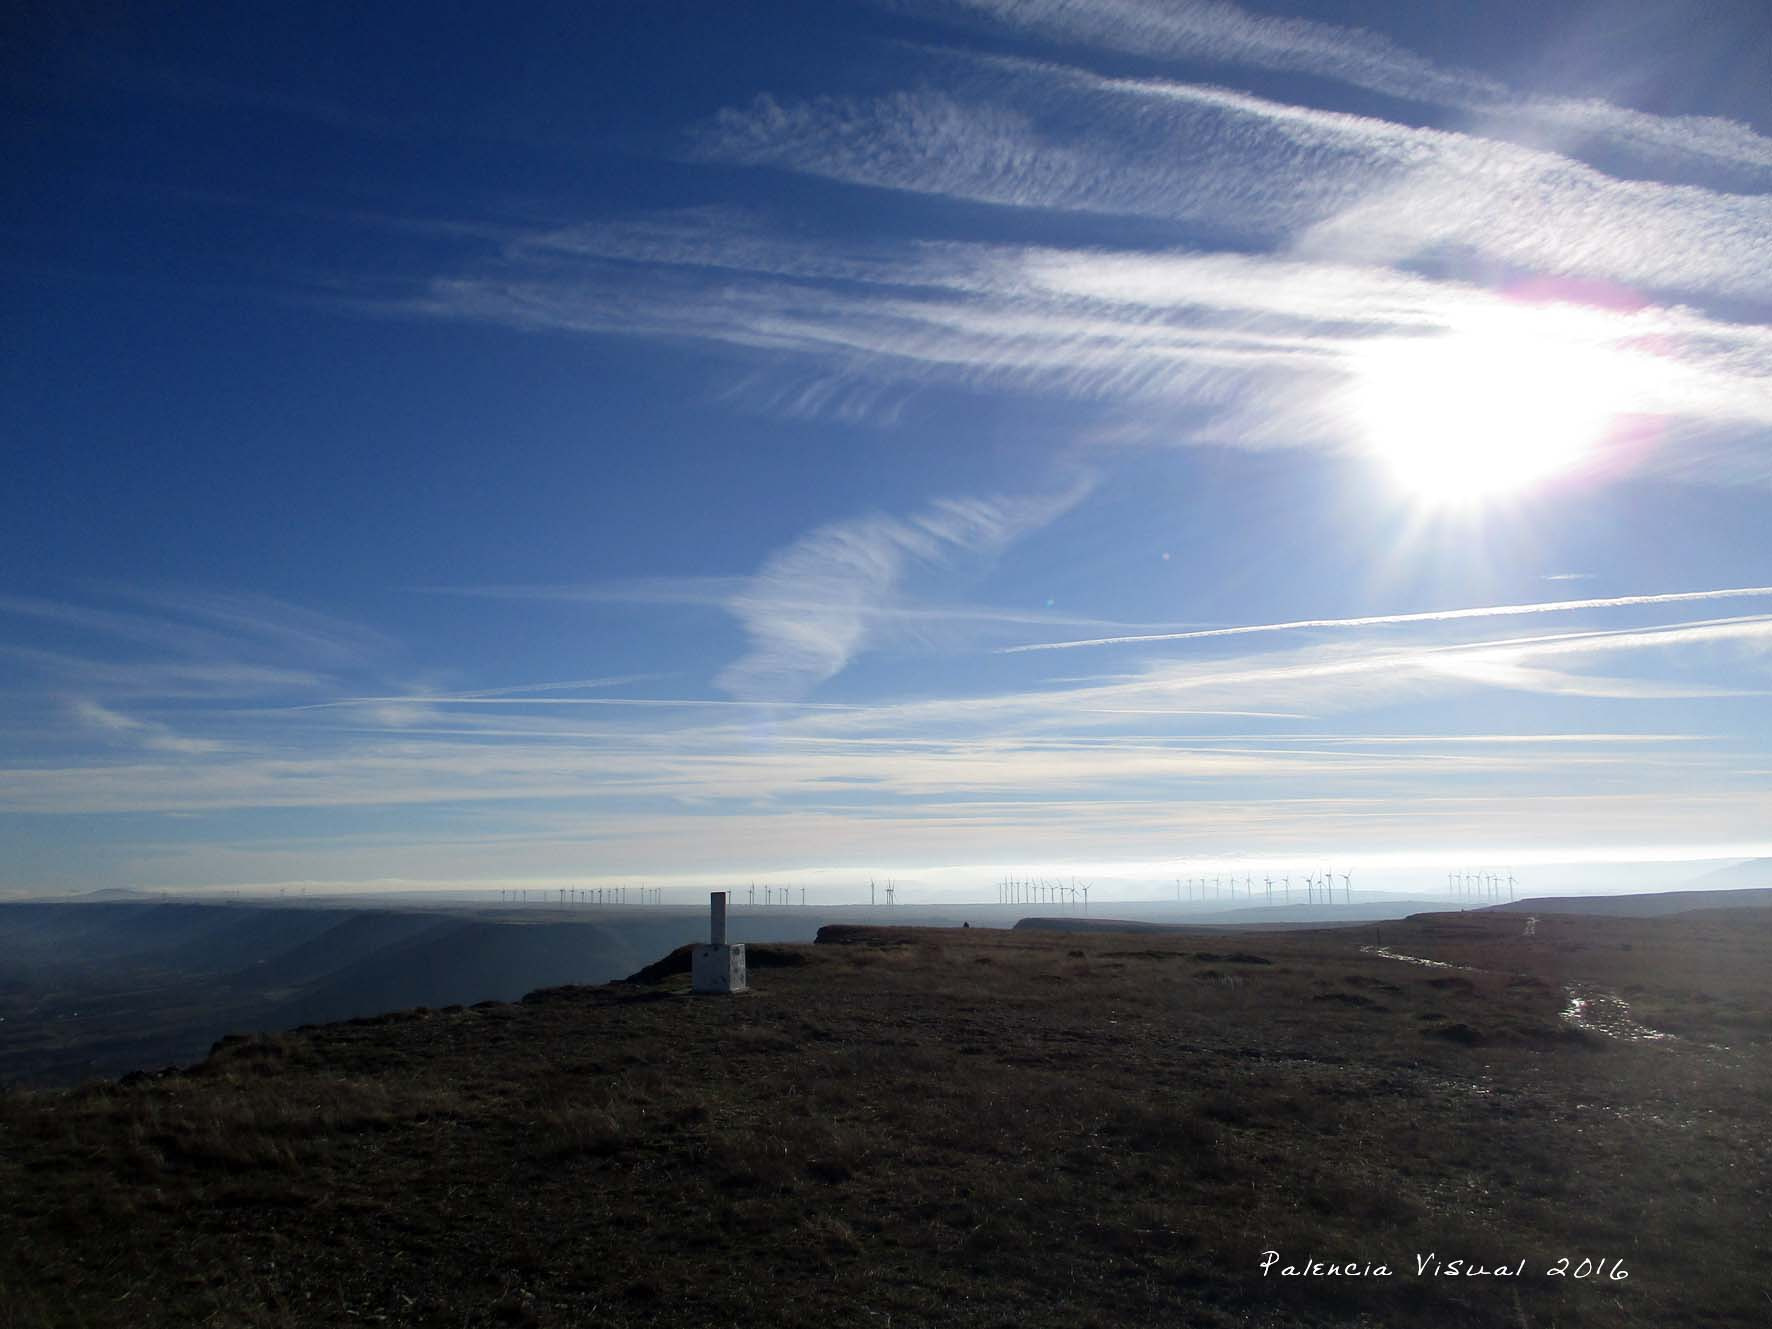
[1, 912, 1768, 1327]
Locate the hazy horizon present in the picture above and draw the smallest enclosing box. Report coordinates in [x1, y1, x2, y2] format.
[7, 854, 1765, 909]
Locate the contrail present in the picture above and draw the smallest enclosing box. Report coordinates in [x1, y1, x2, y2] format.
[447, 673, 669, 697]
[294, 696, 865, 711]
[999, 586, 1772, 654]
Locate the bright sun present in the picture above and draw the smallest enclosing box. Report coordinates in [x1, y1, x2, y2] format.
[1349, 316, 1624, 505]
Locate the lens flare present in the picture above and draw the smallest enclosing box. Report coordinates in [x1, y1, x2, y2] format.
[1349, 315, 1626, 505]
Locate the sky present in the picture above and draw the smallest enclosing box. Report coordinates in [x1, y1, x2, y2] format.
[4, 0, 1771, 901]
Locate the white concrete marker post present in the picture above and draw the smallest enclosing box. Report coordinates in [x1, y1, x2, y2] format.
[692, 891, 747, 994]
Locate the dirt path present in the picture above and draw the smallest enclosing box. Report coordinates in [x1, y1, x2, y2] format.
[1360, 944, 1684, 1045]
[1358, 944, 1474, 972]
[1558, 983, 1678, 1043]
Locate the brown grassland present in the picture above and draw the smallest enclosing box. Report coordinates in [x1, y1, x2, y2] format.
[1, 908, 1768, 1327]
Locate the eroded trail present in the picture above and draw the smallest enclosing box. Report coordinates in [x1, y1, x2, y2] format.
[1559, 983, 1676, 1043]
[1359, 944, 1685, 1046]
[1359, 945, 1474, 973]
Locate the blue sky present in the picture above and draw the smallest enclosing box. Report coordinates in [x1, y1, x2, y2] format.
[5, 0, 1771, 899]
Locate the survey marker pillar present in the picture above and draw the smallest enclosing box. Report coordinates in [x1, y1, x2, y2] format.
[692, 891, 747, 993]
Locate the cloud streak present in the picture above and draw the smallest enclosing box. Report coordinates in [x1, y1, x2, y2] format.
[1000, 584, 1772, 654]
[8, 587, 1766, 887]
[693, 58, 1772, 303]
[68, 699, 228, 755]
[717, 474, 1094, 700]
[890, 0, 1772, 182]
[413, 204, 1772, 485]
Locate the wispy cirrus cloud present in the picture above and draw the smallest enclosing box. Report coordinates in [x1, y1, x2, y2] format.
[762, 613, 1772, 745]
[1, 646, 331, 700]
[0, 590, 396, 765]
[0, 703, 1728, 819]
[67, 699, 229, 755]
[0, 588, 389, 677]
[304, 696, 868, 712]
[717, 474, 1094, 700]
[693, 58, 1772, 303]
[412, 208, 1772, 483]
[111, 587, 395, 668]
[7, 589, 1765, 878]
[421, 571, 1184, 635]
[887, 0, 1772, 182]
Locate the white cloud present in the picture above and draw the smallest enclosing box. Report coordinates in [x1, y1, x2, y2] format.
[4, 646, 330, 698]
[891, 0, 1772, 182]
[423, 572, 1181, 634]
[414, 204, 1772, 485]
[693, 63, 1772, 303]
[716, 474, 1094, 700]
[0, 706, 1725, 819]
[8, 597, 1766, 886]
[68, 699, 226, 755]
[763, 614, 1772, 744]
[113, 588, 394, 667]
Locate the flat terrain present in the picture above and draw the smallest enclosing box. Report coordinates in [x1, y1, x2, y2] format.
[2, 910, 1768, 1327]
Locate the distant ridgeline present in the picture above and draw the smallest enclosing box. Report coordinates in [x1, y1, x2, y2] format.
[0, 900, 819, 1087]
[1484, 886, 1772, 917]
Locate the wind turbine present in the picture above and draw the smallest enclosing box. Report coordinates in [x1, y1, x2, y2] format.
[1340, 869, 1352, 905]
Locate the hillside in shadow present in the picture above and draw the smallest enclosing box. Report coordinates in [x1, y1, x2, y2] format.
[1483, 885, 1772, 917]
[2, 909, 1768, 1327]
[0, 902, 820, 1087]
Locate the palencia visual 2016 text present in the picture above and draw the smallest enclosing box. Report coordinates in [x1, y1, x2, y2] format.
[1259, 1252, 1629, 1280]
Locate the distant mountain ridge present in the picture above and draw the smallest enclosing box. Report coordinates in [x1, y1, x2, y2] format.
[1014, 899, 1475, 933]
[0, 901, 820, 1086]
[1485, 886, 1772, 917]
[1686, 859, 1772, 890]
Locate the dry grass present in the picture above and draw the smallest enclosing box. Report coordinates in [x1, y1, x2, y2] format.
[1, 916, 1768, 1327]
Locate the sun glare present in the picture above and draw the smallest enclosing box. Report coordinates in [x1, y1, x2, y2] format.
[1349, 316, 1625, 506]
